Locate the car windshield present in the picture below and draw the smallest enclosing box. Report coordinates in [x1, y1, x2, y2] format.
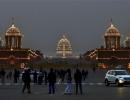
[115, 71, 128, 75]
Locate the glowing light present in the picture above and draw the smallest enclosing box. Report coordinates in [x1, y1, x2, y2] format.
[105, 23, 120, 36]
[112, 49, 115, 51]
[6, 23, 22, 36]
[27, 56, 30, 60]
[20, 63, 25, 69]
[96, 57, 98, 60]
[11, 24, 15, 28]
[119, 79, 124, 84]
[98, 63, 107, 69]
[111, 24, 114, 27]
[128, 63, 130, 69]
[11, 48, 13, 51]
[56, 35, 72, 58]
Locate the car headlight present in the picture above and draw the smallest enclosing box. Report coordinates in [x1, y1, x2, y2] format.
[119, 79, 124, 83]
[119, 77, 124, 83]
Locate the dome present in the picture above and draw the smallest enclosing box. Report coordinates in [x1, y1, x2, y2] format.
[5, 24, 21, 36]
[58, 35, 71, 45]
[105, 24, 120, 36]
[56, 35, 72, 58]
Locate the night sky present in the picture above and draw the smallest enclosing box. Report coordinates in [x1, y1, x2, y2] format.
[0, 0, 130, 56]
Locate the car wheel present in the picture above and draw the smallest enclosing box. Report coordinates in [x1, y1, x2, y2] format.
[105, 79, 110, 86]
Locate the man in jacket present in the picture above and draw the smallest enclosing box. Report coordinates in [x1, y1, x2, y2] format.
[74, 68, 83, 95]
[22, 69, 31, 93]
[48, 68, 56, 94]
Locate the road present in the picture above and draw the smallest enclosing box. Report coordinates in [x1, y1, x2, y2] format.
[0, 83, 130, 100]
[0, 69, 130, 100]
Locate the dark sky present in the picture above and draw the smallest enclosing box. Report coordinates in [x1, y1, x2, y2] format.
[0, 0, 130, 56]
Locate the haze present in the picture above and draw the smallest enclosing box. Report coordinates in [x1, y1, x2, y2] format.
[0, 0, 130, 56]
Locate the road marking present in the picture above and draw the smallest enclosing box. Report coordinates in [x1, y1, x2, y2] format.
[89, 83, 95, 85]
[0, 82, 104, 86]
[97, 83, 104, 85]
[5, 83, 11, 85]
[14, 83, 19, 86]
[31, 83, 35, 85]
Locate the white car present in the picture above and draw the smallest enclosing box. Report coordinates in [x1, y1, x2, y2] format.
[105, 70, 130, 86]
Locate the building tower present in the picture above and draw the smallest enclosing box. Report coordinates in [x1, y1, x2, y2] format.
[104, 22, 120, 49]
[124, 37, 130, 48]
[5, 22, 22, 49]
[0, 37, 3, 47]
[56, 35, 72, 58]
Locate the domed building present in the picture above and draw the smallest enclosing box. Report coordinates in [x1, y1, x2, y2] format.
[0, 21, 42, 67]
[104, 24, 120, 49]
[84, 22, 130, 68]
[56, 35, 72, 58]
[5, 24, 22, 49]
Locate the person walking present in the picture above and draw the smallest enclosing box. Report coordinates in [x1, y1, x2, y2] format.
[38, 70, 44, 85]
[7, 71, 12, 80]
[13, 69, 18, 83]
[44, 70, 48, 85]
[48, 68, 56, 94]
[85, 69, 88, 79]
[82, 69, 86, 81]
[64, 69, 72, 95]
[0, 68, 6, 84]
[22, 69, 31, 94]
[92, 67, 96, 72]
[33, 70, 38, 84]
[74, 68, 83, 95]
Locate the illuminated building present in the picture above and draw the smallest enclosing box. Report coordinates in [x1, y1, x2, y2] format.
[104, 23, 120, 49]
[5, 23, 23, 49]
[56, 35, 72, 58]
[124, 37, 130, 48]
[84, 22, 130, 68]
[0, 37, 3, 47]
[0, 20, 42, 66]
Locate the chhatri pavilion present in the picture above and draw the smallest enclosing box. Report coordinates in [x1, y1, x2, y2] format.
[84, 22, 130, 68]
[0, 21, 42, 67]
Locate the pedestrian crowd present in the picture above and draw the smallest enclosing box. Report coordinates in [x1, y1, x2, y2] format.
[0, 68, 90, 95]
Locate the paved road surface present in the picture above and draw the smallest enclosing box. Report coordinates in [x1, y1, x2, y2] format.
[0, 69, 130, 100]
[0, 83, 130, 100]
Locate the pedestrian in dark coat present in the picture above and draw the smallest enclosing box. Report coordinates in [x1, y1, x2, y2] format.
[38, 70, 44, 85]
[33, 70, 38, 84]
[22, 69, 31, 93]
[74, 68, 83, 95]
[48, 68, 56, 94]
[13, 69, 18, 83]
[44, 70, 48, 85]
[0, 68, 6, 84]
